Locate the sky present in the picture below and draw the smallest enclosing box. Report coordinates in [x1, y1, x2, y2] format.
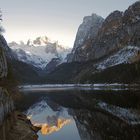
[0, 0, 137, 47]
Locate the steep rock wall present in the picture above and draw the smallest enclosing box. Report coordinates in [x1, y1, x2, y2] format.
[0, 35, 8, 78]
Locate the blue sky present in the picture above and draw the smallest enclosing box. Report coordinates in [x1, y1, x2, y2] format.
[0, 0, 137, 47]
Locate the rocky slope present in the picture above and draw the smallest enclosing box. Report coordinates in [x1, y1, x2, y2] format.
[9, 36, 71, 69]
[45, 57, 62, 73]
[9, 59, 42, 84]
[67, 1, 140, 66]
[88, 1, 140, 61]
[67, 14, 104, 62]
[0, 35, 8, 78]
[43, 60, 140, 84]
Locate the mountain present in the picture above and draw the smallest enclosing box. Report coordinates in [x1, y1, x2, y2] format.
[9, 36, 71, 69]
[67, 14, 104, 62]
[2, 1, 140, 84]
[0, 34, 42, 84]
[88, 2, 140, 61]
[68, 1, 140, 65]
[44, 1, 140, 84]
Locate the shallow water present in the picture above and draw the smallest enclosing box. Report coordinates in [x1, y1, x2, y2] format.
[19, 86, 140, 140]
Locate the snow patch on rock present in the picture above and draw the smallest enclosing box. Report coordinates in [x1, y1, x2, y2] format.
[97, 46, 140, 70]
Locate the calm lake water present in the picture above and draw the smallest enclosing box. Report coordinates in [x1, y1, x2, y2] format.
[19, 85, 140, 140]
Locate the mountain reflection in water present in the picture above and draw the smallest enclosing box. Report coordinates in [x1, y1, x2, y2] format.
[35, 119, 71, 135]
[19, 87, 140, 140]
[26, 100, 71, 135]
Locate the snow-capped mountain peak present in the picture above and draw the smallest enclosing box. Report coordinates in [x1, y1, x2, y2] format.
[27, 36, 49, 46]
[9, 36, 71, 69]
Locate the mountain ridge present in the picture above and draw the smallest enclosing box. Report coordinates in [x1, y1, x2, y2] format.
[43, 1, 140, 84]
[67, 1, 140, 64]
[9, 36, 71, 69]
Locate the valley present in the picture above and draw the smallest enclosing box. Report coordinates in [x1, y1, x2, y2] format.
[0, 1, 140, 140]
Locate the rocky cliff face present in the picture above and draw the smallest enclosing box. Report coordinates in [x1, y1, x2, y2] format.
[123, 1, 140, 46]
[0, 87, 29, 140]
[0, 35, 8, 78]
[67, 14, 104, 62]
[89, 1, 140, 60]
[89, 11, 123, 59]
[68, 1, 140, 64]
[0, 87, 14, 125]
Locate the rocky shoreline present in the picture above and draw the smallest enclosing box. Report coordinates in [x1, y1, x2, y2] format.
[0, 111, 39, 140]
